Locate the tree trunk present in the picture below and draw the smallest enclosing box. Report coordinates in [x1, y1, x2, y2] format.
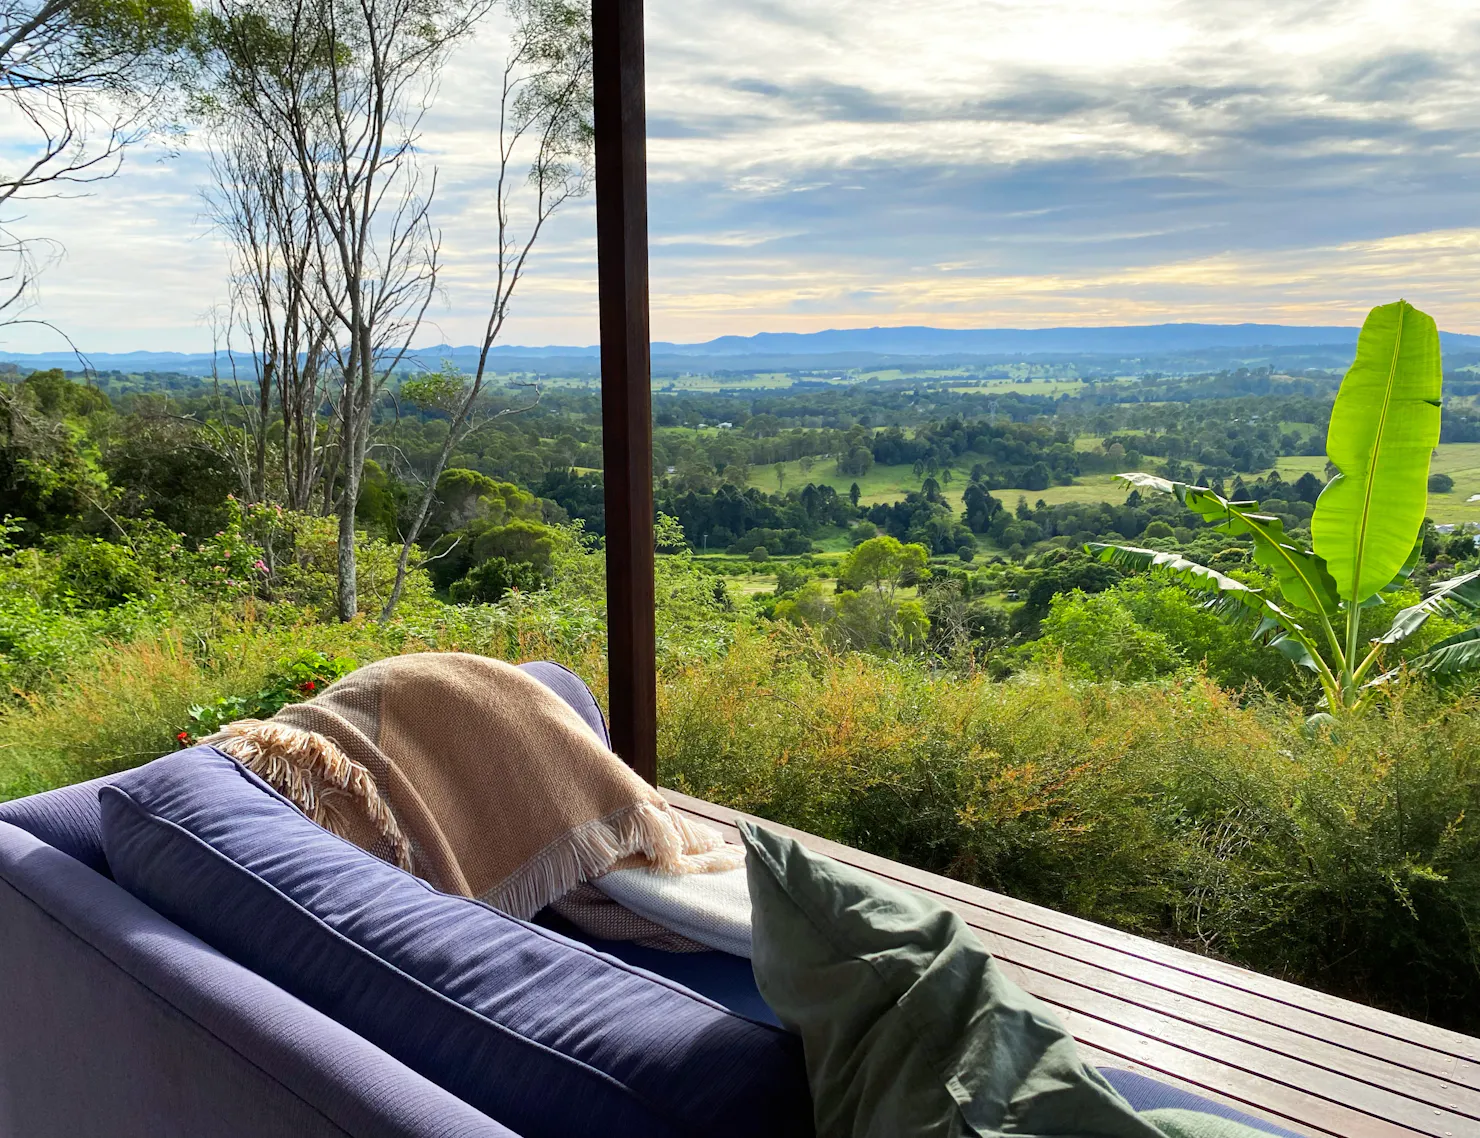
[254, 355, 273, 501]
[379, 416, 465, 622]
[336, 467, 358, 621]
[335, 351, 362, 622]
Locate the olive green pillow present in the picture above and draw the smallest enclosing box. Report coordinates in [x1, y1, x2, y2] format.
[740, 821, 1262, 1138]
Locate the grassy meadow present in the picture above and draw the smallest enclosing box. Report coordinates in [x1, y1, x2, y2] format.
[752, 445, 1480, 533]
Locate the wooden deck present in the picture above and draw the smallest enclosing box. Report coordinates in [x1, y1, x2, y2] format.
[666, 790, 1480, 1138]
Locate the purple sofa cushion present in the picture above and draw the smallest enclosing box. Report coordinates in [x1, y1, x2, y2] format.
[0, 770, 120, 875]
[1, 819, 518, 1138]
[1098, 1070, 1307, 1138]
[100, 748, 812, 1138]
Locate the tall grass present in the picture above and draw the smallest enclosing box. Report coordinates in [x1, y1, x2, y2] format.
[0, 602, 609, 802]
[660, 627, 1480, 1032]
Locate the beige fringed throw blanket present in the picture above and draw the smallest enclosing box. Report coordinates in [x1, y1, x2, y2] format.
[203, 653, 740, 921]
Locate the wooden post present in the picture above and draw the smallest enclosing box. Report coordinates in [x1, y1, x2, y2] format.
[593, 0, 657, 784]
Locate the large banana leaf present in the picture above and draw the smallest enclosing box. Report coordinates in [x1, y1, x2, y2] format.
[1370, 627, 1480, 685]
[1375, 567, 1480, 646]
[1085, 542, 1319, 670]
[1114, 473, 1339, 615]
[1311, 301, 1442, 604]
[1382, 536, 1425, 593]
[1409, 627, 1480, 675]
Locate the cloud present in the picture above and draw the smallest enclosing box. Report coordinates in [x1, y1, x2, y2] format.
[5, 0, 1480, 352]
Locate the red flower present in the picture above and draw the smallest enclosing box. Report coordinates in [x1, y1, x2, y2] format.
[300, 680, 317, 693]
[175, 731, 190, 747]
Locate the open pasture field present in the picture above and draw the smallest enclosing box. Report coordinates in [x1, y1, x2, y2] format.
[940, 378, 1089, 396]
[749, 457, 1137, 517]
[749, 445, 1480, 528]
[1424, 443, 1480, 524]
[1256, 447, 1480, 525]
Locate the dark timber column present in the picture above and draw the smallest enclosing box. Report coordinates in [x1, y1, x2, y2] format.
[593, 0, 657, 784]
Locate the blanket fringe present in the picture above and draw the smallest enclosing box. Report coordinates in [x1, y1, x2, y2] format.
[487, 800, 744, 919]
[202, 720, 413, 872]
[202, 717, 740, 920]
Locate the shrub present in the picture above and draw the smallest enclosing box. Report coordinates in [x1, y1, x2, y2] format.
[448, 557, 547, 604]
[1430, 472, 1455, 493]
[1447, 532, 1477, 562]
[181, 650, 357, 743]
[47, 536, 153, 607]
[660, 631, 1480, 1033]
[772, 564, 808, 596]
[1033, 589, 1182, 681]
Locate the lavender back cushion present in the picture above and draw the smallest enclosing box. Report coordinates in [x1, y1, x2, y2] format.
[100, 748, 811, 1138]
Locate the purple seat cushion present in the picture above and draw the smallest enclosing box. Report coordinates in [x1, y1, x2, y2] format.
[99, 748, 811, 1138]
[1099, 1069, 1307, 1137]
[536, 907, 780, 1027]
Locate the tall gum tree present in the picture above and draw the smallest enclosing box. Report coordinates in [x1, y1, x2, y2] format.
[380, 0, 593, 622]
[203, 0, 490, 619]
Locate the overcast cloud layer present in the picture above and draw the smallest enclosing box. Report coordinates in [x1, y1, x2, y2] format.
[4, 0, 1480, 352]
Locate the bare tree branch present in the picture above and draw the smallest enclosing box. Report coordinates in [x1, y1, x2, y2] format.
[379, 0, 590, 621]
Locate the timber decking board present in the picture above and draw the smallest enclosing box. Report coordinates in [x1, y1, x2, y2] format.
[664, 790, 1479, 1138]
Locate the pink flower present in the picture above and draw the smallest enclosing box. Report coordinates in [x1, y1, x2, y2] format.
[253, 559, 269, 574]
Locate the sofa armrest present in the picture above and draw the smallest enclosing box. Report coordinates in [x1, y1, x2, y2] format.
[0, 820, 520, 1138]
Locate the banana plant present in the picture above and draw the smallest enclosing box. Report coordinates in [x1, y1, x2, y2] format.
[1088, 299, 1454, 712]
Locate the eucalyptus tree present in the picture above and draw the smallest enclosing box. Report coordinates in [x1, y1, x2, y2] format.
[204, 0, 491, 619]
[379, 0, 592, 621]
[203, 107, 336, 509]
[1089, 300, 1480, 713]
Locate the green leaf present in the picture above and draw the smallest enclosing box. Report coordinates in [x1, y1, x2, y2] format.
[1381, 536, 1424, 593]
[1373, 626, 1480, 683]
[1377, 568, 1480, 646]
[1085, 542, 1315, 667]
[1271, 634, 1319, 672]
[1311, 301, 1443, 604]
[1113, 473, 1339, 616]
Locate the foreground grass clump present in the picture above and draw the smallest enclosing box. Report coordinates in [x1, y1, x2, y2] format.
[660, 629, 1480, 1033]
[0, 603, 609, 802]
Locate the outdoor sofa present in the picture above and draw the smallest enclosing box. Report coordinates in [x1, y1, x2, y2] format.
[0, 662, 1460, 1137]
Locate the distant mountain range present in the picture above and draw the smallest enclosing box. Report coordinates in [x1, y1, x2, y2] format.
[656, 322, 1480, 357]
[6, 322, 1479, 377]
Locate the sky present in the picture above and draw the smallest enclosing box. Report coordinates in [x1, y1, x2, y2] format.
[3, 0, 1480, 352]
